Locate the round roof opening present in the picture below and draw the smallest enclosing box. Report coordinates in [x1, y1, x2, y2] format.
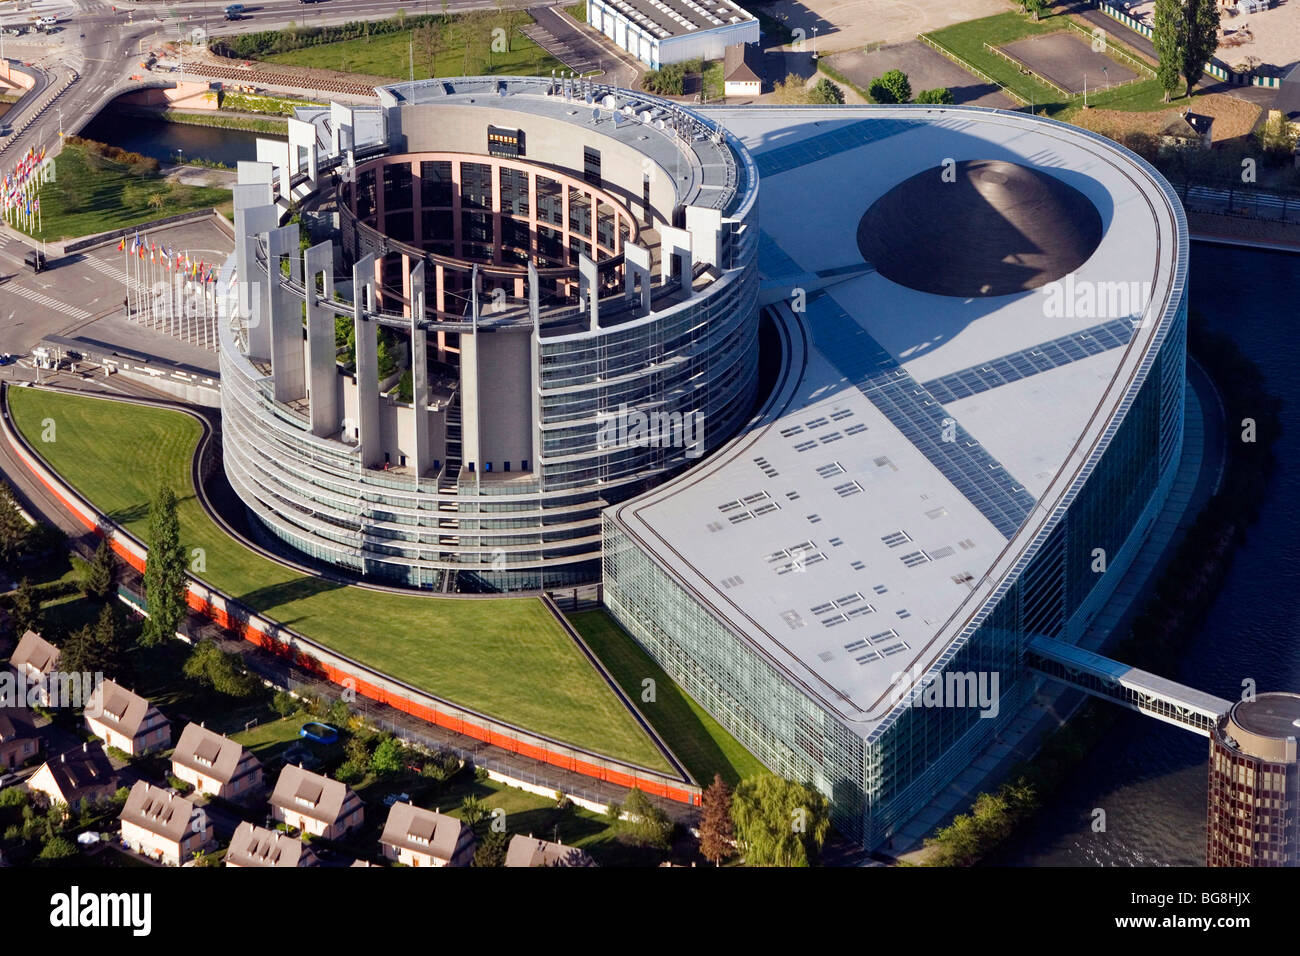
[857, 159, 1104, 298]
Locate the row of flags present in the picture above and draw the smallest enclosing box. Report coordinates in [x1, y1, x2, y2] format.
[0, 145, 50, 233]
[117, 231, 219, 283]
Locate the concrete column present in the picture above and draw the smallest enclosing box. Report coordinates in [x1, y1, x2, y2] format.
[410, 260, 432, 481]
[233, 193, 279, 362]
[578, 252, 599, 331]
[660, 224, 693, 296]
[267, 222, 306, 403]
[304, 241, 339, 438]
[624, 242, 651, 316]
[528, 262, 543, 485]
[353, 253, 381, 468]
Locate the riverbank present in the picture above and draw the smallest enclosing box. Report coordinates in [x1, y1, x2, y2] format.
[113, 104, 289, 136]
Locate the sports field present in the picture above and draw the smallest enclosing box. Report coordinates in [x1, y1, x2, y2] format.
[7, 387, 670, 772]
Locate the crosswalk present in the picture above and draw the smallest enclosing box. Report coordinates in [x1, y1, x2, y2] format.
[4, 282, 92, 320]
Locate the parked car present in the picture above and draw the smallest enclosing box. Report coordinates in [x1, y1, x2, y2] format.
[382, 792, 411, 808]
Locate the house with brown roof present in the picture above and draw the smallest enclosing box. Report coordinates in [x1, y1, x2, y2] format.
[9, 631, 59, 706]
[0, 706, 38, 771]
[723, 42, 763, 98]
[270, 764, 364, 840]
[379, 802, 475, 867]
[26, 741, 122, 808]
[171, 723, 262, 803]
[119, 780, 210, 866]
[225, 821, 318, 867]
[504, 834, 597, 868]
[84, 679, 170, 757]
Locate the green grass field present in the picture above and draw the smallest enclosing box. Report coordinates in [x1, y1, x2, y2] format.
[263, 13, 562, 79]
[23, 144, 230, 242]
[570, 609, 765, 787]
[8, 387, 669, 772]
[924, 10, 1187, 119]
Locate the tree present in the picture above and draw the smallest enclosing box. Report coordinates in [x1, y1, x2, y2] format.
[1153, 0, 1185, 103]
[808, 78, 844, 105]
[272, 690, 300, 717]
[11, 577, 42, 637]
[1181, 0, 1219, 98]
[698, 773, 735, 865]
[0, 481, 28, 571]
[182, 640, 258, 696]
[1021, 0, 1046, 21]
[868, 69, 911, 104]
[141, 486, 186, 647]
[472, 828, 508, 866]
[460, 794, 487, 830]
[84, 537, 117, 601]
[915, 87, 955, 105]
[370, 735, 406, 775]
[771, 72, 811, 105]
[730, 774, 829, 867]
[619, 788, 672, 850]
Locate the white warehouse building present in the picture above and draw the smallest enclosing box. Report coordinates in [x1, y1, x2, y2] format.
[587, 0, 759, 70]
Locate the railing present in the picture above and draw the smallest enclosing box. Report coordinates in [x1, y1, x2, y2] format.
[982, 40, 1071, 98]
[1062, 17, 1155, 77]
[916, 33, 1027, 106]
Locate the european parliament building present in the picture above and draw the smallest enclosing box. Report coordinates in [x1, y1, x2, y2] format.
[221, 84, 1187, 847]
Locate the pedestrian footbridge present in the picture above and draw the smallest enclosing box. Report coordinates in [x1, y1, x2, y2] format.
[1026, 636, 1233, 736]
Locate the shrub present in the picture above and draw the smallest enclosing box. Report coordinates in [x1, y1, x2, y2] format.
[39, 836, 78, 860]
[915, 87, 954, 105]
[334, 760, 364, 784]
[0, 787, 28, 808]
[272, 690, 300, 718]
[808, 78, 844, 105]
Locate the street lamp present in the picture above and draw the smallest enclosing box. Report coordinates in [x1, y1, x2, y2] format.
[811, 25, 818, 60]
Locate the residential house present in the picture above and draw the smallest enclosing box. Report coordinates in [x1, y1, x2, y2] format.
[9, 630, 59, 706]
[26, 742, 122, 808]
[171, 722, 262, 803]
[84, 679, 170, 756]
[504, 834, 597, 867]
[225, 821, 317, 867]
[723, 42, 763, 98]
[379, 802, 475, 867]
[119, 780, 210, 866]
[269, 764, 363, 840]
[1158, 111, 1213, 152]
[0, 706, 38, 771]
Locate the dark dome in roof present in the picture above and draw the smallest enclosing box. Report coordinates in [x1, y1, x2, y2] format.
[857, 159, 1103, 298]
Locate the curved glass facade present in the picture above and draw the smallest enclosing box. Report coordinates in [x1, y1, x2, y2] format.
[220, 87, 760, 592]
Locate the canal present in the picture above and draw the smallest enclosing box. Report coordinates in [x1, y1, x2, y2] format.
[78, 103, 282, 167]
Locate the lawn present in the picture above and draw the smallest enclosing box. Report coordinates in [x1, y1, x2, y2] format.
[262, 13, 563, 79]
[22, 144, 230, 242]
[569, 609, 765, 787]
[8, 387, 670, 772]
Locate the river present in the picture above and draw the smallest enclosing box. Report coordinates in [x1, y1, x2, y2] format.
[995, 241, 1300, 866]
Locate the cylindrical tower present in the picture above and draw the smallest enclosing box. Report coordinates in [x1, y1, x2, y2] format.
[1207, 692, 1300, 866]
[219, 77, 760, 592]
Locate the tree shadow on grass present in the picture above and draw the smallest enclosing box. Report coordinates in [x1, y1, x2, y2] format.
[234, 573, 344, 617]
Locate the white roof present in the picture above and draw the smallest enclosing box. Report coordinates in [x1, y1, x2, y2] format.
[610, 105, 1186, 741]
